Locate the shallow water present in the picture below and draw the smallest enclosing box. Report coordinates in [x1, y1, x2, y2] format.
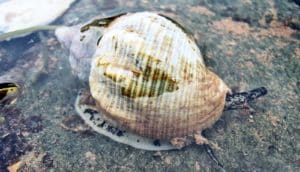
[0, 0, 299, 171]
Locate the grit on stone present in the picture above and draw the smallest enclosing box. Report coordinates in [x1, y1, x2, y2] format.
[0, 0, 299, 171]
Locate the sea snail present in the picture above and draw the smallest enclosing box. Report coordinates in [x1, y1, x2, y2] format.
[55, 12, 267, 151]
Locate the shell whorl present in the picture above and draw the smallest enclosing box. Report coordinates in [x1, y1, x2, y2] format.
[89, 12, 230, 139]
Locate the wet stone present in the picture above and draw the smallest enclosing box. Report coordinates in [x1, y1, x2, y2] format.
[0, 0, 299, 171]
[0, 133, 28, 170]
[23, 115, 43, 133]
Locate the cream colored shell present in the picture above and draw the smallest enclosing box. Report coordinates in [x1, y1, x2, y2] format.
[89, 12, 230, 139]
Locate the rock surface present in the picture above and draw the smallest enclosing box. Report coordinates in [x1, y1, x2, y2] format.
[0, 0, 299, 171]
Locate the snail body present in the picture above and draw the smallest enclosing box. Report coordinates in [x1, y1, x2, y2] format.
[55, 12, 266, 150]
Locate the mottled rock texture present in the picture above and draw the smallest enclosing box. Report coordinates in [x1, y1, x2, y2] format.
[0, 0, 299, 171]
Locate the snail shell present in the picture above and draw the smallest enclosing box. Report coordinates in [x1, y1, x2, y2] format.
[89, 12, 230, 139]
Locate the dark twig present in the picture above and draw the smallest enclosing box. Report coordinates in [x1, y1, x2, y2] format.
[203, 144, 226, 171]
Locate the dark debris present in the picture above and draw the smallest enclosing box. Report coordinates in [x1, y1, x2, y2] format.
[0, 133, 30, 170]
[42, 153, 54, 168]
[23, 115, 43, 133]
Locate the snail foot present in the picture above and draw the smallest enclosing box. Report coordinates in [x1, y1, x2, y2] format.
[194, 132, 209, 145]
[170, 137, 193, 149]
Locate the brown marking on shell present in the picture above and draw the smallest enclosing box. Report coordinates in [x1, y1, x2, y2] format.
[89, 12, 230, 139]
